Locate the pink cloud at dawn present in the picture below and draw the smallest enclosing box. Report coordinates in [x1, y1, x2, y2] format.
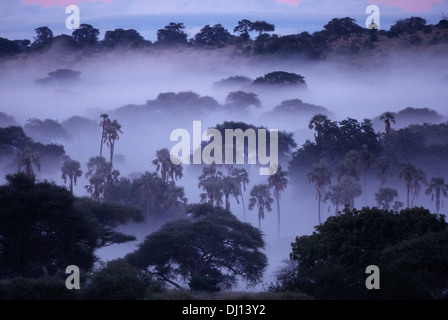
[367, 0, 443, 12]
[22, 0, 112, 7]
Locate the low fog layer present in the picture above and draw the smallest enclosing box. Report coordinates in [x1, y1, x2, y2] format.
[1, 47, 448, 289]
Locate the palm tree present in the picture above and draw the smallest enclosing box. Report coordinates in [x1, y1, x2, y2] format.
[61, 159, 82, 194]
[307, 159, 332, 225]
[163, 182, 187, 220]
[198, 165, 223, 207]
[85, 156, 112, 201]
[324, 183, 346, 216]
[99, 114, 110, 157]
[248, 184, 273, 230]
[336, 151, 360, 182]
[325, 175, 362, 214]
[375, 155, 392, 187]
[17, 147, 41, 177]
[268, 165, 288, 239]
[399, 163, 425, 208]
[425, 177, 448, 214]
[231, 168, 249, 221]
[137, 172, 162, 231]
[153, 148, 183, 183]
[221, 176, 240, 210]
[411, 168, 427, 206]
[375, 187, 399, 210]
[104, 119, 122, 166]
[380, 112, 396, 134]
[359, 145, 374, 206]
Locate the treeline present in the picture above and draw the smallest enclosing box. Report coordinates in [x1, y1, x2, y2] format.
[1, 16, 448, 58]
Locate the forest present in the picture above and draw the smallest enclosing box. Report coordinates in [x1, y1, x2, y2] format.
[0, 14, 448, 300]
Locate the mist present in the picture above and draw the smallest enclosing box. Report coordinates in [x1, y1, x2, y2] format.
[1, 43, 448, 291]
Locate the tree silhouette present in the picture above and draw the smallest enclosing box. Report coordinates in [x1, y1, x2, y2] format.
[380, 112, 396, 134]
[221, 176, 240, 210]
[231, 168, 250, 221]
[104, 119, 122, 166]
[17, 147, 41, 177]
[61, 158, 82, 194]
[248, 184, 273, 230]
[250, 21, 275, 37]
[234, 20, 253, 41]
[375, 155, 392, 187]
[268, 165, 288, 239]
[198, 165, 224, 207]
[375, 187, 399, 210]
[307, 159, 332, 224]
[399, 163, 425, 208]
[425, 177, 448, 214]
[99, 114, 110, 158]
[152, 148, 183, 183]
[359, 144, 374, 206]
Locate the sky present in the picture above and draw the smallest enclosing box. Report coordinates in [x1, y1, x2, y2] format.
[1, 0, 447, 41]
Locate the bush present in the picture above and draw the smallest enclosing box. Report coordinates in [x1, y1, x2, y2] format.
[82, 259, 163, 300]
[0, 277, 79, 300]
[189, 275, 221, 292]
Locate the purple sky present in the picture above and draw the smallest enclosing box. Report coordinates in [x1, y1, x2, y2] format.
[1, 0, 446, 40]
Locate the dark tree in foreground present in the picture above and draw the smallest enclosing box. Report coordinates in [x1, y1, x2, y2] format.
[0, 173, 141, 278]
[126, 204, 267, 292]
[273, 207, 448, 299]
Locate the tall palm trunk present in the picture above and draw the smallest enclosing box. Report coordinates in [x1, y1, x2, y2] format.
[406, 184, 410, 208]
[364, 171, 367, 206]
[240, 186, 246, 221]
[70, 176, 74, 194]
[275, 188, 280, 239]
[318, 193, 322, 225]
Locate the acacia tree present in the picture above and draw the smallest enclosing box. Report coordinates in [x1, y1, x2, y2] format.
[248, 184, 273, 230]
[425, 177, 448, 214]
[268, 165, 288, 239]
[126, 204, 267, 292]
[307, 159, 332, 225]
[61, 158, 82, 194]
[234, 19, 253, 41]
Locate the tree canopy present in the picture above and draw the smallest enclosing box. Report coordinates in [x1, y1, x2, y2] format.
[0, 173, 142, 279]
[273, 207, 447, 299]
[126, 203, 267, 291]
